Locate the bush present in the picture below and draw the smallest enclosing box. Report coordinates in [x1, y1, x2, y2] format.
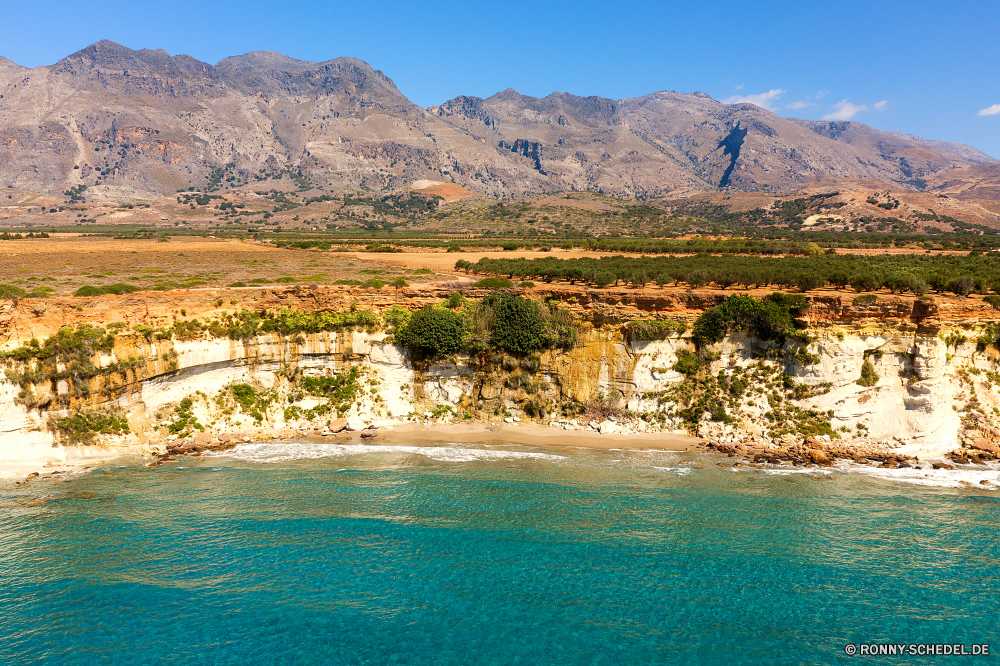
[693, 293, 808, 344]
[0, 284, 27, 299]
[49, 410, 129, 444]
[624, 320, 688, 339]
[853, 294, 878, 305]
[473, 277, 514, 289]
[361, 278, 386, 290]
[484, 292, 545, 354]
[256, 308, 376, 335]
[857, 359, 879, 387]
[672, 349, 701, 376]
[398, 306, 466, 357]
[383, 305, 412, 334]
[73, 283, 141, 297]
[984, 294, 1000, 310]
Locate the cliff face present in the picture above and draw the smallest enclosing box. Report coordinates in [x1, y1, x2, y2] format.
[3, 286, 1000, 475]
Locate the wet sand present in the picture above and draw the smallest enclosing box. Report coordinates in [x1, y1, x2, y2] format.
[378, 422, 698, 451]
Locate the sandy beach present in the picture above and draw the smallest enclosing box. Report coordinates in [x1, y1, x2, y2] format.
[375, 422, 698, 451]
[0, 422, 699, 483]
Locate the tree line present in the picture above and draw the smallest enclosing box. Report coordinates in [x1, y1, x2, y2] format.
[456, 254, 1000, 296]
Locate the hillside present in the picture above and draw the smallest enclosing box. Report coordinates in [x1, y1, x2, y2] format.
[0, 40, 995, 206]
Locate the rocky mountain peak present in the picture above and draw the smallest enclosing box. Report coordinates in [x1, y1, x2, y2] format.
[54, 40, 215, 78]
[215, 52, 400, 98]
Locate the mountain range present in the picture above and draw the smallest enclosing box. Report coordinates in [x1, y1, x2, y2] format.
[0, 40, 996, 202]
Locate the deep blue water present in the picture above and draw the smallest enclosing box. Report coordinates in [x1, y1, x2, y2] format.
[1, 441, 998, 665]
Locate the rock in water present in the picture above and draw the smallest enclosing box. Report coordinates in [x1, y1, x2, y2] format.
[807, 450, 833, 466]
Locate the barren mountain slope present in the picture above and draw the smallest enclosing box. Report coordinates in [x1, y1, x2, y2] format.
[0, 41, 994, 203]
[924, 163, 1000, 202]
[432, 89, 997, 197]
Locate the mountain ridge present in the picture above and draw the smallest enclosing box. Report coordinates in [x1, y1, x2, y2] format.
[0, 40, 994, 202]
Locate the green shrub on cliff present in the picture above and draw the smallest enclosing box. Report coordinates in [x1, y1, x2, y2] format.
[857, 359, 879, 387]
[229, 384, 272, 423]
[298, 367, 362, 418]
[383, 305, 412, 335]
[624, 319, 688, 339]
[257, 308, 376, 335]
[49, 410, 129, 444]
[484, 292, 545, 354]
[672, 350, 701, 376]
[693, 293, 809, 344]
[395, 293, 577, 358]
[397, 306, 466, 357]
[202, 308, 375, 339]
[2, 323, 115, 372]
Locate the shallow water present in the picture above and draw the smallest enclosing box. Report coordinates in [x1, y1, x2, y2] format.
[1, 442, 998, 665]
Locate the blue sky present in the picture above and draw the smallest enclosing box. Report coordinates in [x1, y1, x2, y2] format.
[5, 0, 999, 157]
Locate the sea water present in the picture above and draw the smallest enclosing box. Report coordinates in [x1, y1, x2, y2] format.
[1, 441, 998, 665]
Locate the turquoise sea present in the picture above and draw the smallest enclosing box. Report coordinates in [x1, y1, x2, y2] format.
[1, 440, 998, 665]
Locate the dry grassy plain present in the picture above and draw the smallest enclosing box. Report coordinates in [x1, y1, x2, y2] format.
[0, 235, 440, 296]
[0, 233, 978, 300]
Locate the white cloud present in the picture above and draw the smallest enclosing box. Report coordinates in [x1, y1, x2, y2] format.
[822, 100, 867, 120]
[734, 83, 744, 90]
[980, 104, 1000, 116]
[786, 100, 813, 110]
[821, 98, 889, 120]
[722, 88, 787, 111]
[816, 89, 829, 99]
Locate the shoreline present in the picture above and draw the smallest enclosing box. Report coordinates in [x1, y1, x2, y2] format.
[371, 422, 699, 451]
[0, 422, 698, 483]
[2, 424, 998, 493]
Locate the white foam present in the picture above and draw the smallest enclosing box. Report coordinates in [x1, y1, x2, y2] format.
[651, 466, 692, 475]
[732, 460, 998, 489]
[838, 461, 1000, 489]
[211, 441, 568, 465]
